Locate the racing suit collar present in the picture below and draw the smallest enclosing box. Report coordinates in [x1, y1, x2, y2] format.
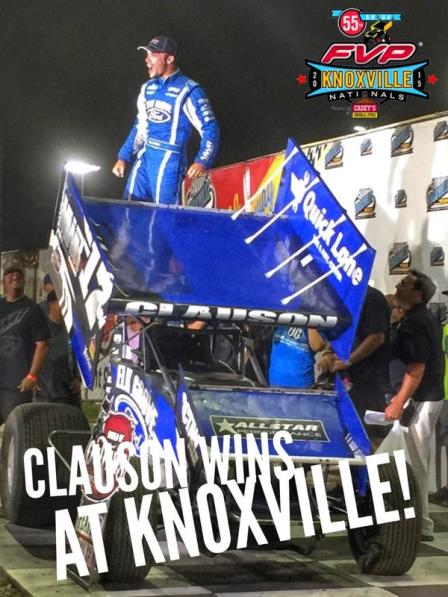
[157, 68, 181, 85]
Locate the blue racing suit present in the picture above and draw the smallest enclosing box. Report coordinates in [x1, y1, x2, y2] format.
[118, 69, 219, 204]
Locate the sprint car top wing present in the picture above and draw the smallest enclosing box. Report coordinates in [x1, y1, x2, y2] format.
[50, 140, 375, 387]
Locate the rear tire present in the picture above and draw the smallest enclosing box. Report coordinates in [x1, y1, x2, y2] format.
[348, 461, 422, 575]
[0, 402, 90, 527]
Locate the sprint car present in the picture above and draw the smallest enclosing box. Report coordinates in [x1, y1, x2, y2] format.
[0, 140, 421, 586]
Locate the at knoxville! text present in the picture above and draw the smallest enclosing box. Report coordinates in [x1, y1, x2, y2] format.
[22, 433, 415, 580]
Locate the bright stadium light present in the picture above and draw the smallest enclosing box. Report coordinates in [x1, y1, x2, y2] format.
[64, 161, 101, 174]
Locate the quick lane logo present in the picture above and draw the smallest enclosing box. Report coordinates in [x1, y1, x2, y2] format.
[297, 8, 435, 116]
[355, 188, 376, 219]
[433, 121, 448, 142]
[211, 416, 329, 442]
[391, 125, 414, 157]
[324, 142, 343, 169]
[389, 242, 411, 275]
[430, 247, 445, 267]
[426, 176, 448, 211]
[394, 189, 407, 208]
[286, 168, 367, 287]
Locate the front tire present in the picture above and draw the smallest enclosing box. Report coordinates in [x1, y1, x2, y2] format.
[348, 461, 422, 575]
[101, 459, 158, 583]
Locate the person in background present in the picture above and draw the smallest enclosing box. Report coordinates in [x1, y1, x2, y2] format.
[112, 35, 219, 204]
[269, 326, 326, 388]
[0, 267, 50, 424]
[39, 273, 54, 313]
[318, 285, 390, 444]
[385, 270, 444, 541]
[429, 289, 448, 507]
[42, 273, 54, 295]
[385, 293, 406, 394]
[34, 291, 81, 408]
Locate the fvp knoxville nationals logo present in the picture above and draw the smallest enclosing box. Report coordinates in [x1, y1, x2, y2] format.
[296, 9, 438, 116]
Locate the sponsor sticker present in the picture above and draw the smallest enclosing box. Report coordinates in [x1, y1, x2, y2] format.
[391, 125, 414, 157]
[430, 246, 445, 266]
[185, 174, 216, 208]
[355, 188, 376, 219]
[147, 107, 171, 123]
[324, 141, 344, 169]
[360, 137, 372, 156]
[426, 176, 448, 211]
[389, 242, 412, 274]
[394, 189, 407, 208]
[352, 98, 378, 119]
[433, 121, 448, 142]
[210, 415, 330, 442]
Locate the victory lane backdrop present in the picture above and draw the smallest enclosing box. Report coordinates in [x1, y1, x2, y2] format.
[1, 0, 447, 251]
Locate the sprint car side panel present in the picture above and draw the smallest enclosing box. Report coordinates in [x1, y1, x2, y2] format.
[179, 377, 371, 461]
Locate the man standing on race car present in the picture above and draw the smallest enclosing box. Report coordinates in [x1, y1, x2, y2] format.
[112, 36, 219, 204]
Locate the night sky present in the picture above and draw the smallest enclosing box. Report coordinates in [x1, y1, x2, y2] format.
[1, 0, 447, 251]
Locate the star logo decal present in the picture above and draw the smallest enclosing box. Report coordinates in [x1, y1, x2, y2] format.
[427, 74, 438, 85]
[296, 74, 307, 85]
[215, 418, 236, 434]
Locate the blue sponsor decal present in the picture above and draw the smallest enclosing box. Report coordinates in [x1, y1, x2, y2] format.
[433, 121, 448, 142]
[389, 242, 411, 274]
[391, 125, 414, 156]
[273, 140, 375, 360]
[430, 246, 445, 266]
[325, 141, 344, 169]
[355, 188, 376, 219]
[360, 138, 372, 155]
[427, 176, 448, 211]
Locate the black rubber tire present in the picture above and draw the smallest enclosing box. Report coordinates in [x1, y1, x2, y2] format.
[0, 402, 90, 527]
[348, 461, 422, 575]
[102, 459, 158, 584]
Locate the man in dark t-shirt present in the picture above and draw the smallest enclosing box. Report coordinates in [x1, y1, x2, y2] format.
[0, 267, 50, 423]
[385, 269, 444, 541]
[319, 286, 390, 441]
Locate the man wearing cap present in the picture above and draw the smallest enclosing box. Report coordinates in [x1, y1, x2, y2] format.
[112, 36, 219, 204]
[0, 267, 50, 424]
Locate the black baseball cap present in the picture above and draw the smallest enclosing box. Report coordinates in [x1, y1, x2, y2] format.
[3, 266, 24, 278]
[137, 36, 178, 56]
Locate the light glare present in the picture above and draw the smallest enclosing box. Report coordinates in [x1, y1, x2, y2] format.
[64, 161, 101, 175]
